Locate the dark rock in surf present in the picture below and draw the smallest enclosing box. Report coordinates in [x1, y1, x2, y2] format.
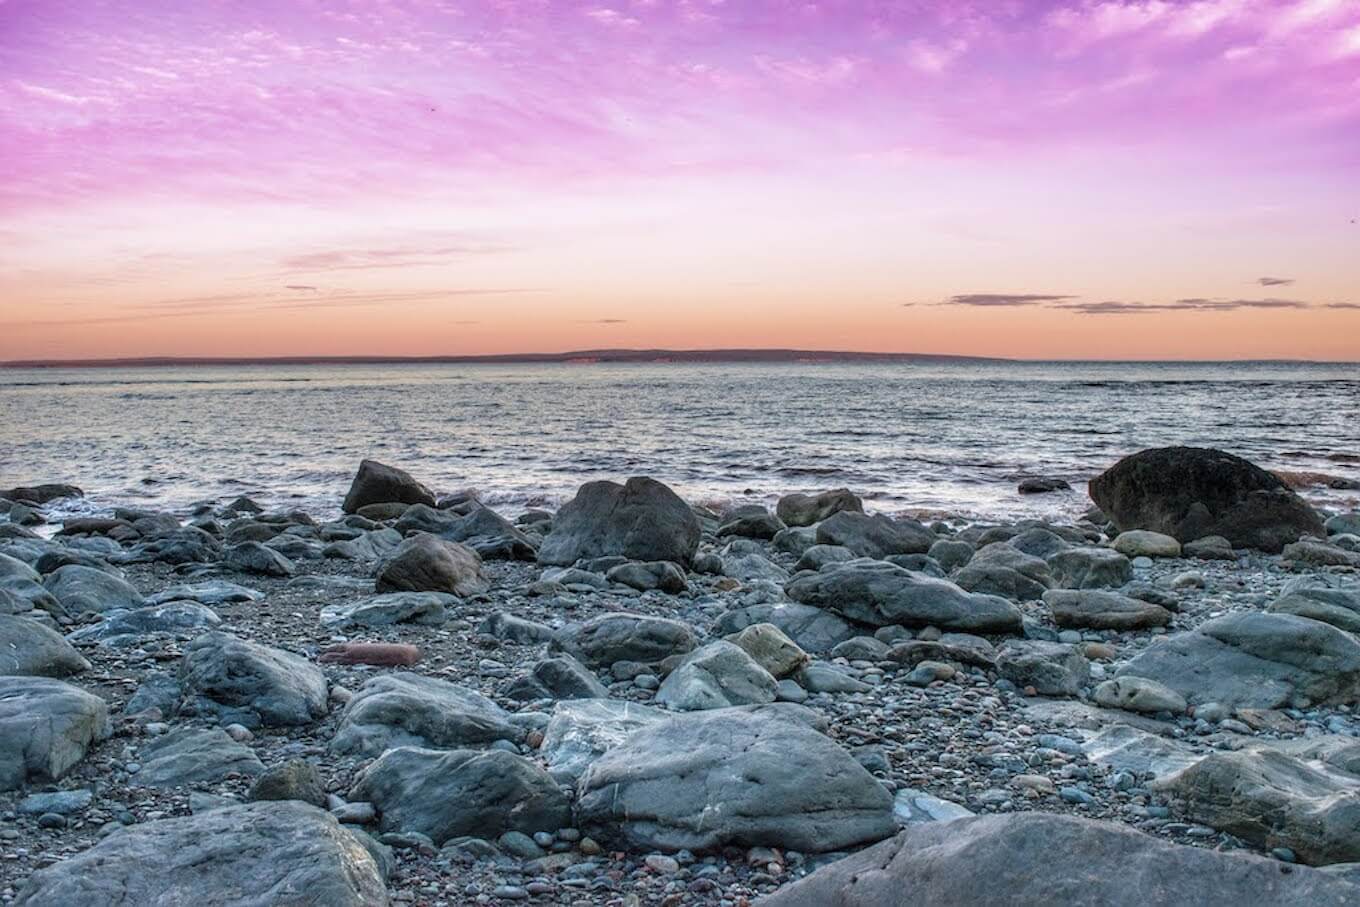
[341, 459, 436, 515]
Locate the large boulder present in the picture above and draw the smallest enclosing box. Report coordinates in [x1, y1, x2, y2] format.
[14, 801, 389, 906]
[758, 811, 1360, 906]
[1045, 547, 1132, 589]
[43, 564, 144, 614]
[136, 727, 265, 788]
[331, 673, 522, 757]
[539, 699, 668, 782]
[342, 459, 435, 514]
[1269, 575, 1360, 633]
[0, 614, 90, 676]
[776, 489, 863, 527]
[65, 601, 222, 647]
[538, 477, 700, 567]
[178, 633, 328, 728]
[713, 602, 858, 654]
[814, 512, 933, 559]
[1044, 589, 1172, 631]
[0, 676, 110, 790]
[575, 706, 895, 853]
[1154, 748, 1360, 865]
[655, 641, 778, 711]
[349, 747, 570, 845]
[552, 612, 697, 668]
[1089, 447, 1325, 553]
[1118, 613, 1360, 709]
[395, 505, 537, 560]
[785, 559, 1022, 633]
[2, 483, 82, 505]
[375, 533, 487, 596]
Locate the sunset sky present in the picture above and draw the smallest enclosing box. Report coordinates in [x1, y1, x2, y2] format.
[1, 0, 1358, 361]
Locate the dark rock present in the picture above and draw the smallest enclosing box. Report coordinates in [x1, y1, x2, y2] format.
[1046, 546, 1132, 589]
[606, 560, 687, 593]
[1, 483, 82, 505]
[248, 759, 328, 807]
[538, 477, 701, 567]
[776, 489, 863, 527]
[178, 632, 328, 728]
[815, 512, 934, 559]
[1018, 477, 1071, 494]
[223, 541, 296, 577]
[331, 673, 522, 757]
[137, 727, 265, 787]
[552, 612, 697, 668]
[996, 640, 1089, 696]
[375, 533, 487, 596]
[342, 459, 436, 514]
[43, 564, 144, 614]
[0, 614, 90, 676]
[0, 676, 110, 790]
[1045, 589, 1172, 630]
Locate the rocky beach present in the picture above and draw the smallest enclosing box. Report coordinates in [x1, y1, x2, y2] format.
[3, 447, 1360, 905]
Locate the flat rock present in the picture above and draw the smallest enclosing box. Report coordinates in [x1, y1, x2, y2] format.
[136, 727, 265, 787]
[0, 676, 111, 790]
[0, 614, 89, 676]
[178, 632, 328, 728]
[147, 580, 263, 606]
[14, 801, 389, 906]
[539, 699, 668, 782]
[552, 612, 697, 668]
[576, 705, 895, 853]
[1269, 575, 1360, 633]
[1045, 589, 1172, 630]
[1082, 724, 1202, 779]
[538, 477, 701, 566]
[319, 591, 454, 629]
[759, 811, 1360, 906]
[1092, 676, 1187, 714]
[814, 512, 933, 559]
[66, 601, 222, 647]
[331, 673, 522, 757]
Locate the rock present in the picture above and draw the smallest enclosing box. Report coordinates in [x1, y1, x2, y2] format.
[776, 489, 863, 527]
[397, 504, 537, 560]
[552, 612, 697, 668]
[1184, 535, 1235, 560]
[1089, 447, 1325, 553]
[722, 551, 791, 584]
[794, 544, 856, 572]
[356, 501, 410, 521]
[18, 789, 92, 816]
[1092, 676, 1188, 714]
[714, 602, 858, 655]
[1283, 539, 1360, 568]
[576, 706, 895, 853]
[724, 622, 808, 679]
[14, 801, 389, 906]
[342, 459, 436, 514]
[996, 641, 1089, 696]
[954, 562, 1049, 601]
[317, 642, 421, 667]
[1269, 575, 1360, 633]
[2, 483, 81, 505]
[892, 788, 975, 826]
[66, 601, 222, 647]
[538, 477, 701, 566]
[349, 747, 570, 845]
[1046, 546, 1132, 589]
[799, 662, 873, 693]
[1326, 512, 1360, 536]
[136, 727, 265, 787]
[1112, 529, 1182, 558]
[124, 670, 182, 716]
[887, 636, 997, 669]
[758, 811, 1360, 907]
[331, 673, 522, 757]
[0, 614, 89, 676]
[717, 506, 786, 540]
[1044, 589, 1172, 630]
[248, 759, 328, 807]
[43, 564, 144, 614]
[148, 580, 263, 606]
[1082, 725, 1201, 779]
[1155, 748, 1360, 865]
[814, 512, 933, 559]
[606, 560, 687, 594]
[969, 542, 1052, 584]
[655, 641, 778, 711]
[1118, 612, 1360, 709]
[539, 699, 667, 782]
[375, 533, 488, 596]
[1018, 477, 1071, 494]
[222, 541, 296, 577]
[478, 612, 555, 644]
[178, 632, 328, 728]
[0, 676, 111, 790]
[319, 591, 454, 629]
[786, 559, 1022, 632]
[507, 654, 609, 701]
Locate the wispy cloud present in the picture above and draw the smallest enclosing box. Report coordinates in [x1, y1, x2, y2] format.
[1257, 276, 1295, 286]
[578, 318, 627, 324]
[281, 241, 514, 273]
[927, 293, 1078, 307]
[1059, 297, 1315, 314]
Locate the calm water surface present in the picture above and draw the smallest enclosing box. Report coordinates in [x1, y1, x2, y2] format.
[1, 361, 1357, 523]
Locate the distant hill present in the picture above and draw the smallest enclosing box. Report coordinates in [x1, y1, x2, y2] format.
[0, 348, 1006, 368]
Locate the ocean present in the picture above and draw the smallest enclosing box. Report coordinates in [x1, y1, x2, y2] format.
[2, 360, 1358, 523]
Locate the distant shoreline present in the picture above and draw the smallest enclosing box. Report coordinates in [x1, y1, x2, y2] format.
[2, 349, 1354, 368]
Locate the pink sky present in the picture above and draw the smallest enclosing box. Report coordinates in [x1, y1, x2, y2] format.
[1, 0, 1358, 361]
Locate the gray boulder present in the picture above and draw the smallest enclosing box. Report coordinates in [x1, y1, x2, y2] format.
[552, 612, 697, 668]
[375, 533, 487, 595]
[815, 512, 933, 559]
[576, 705, 894, 853]
[506, 654, 609, 701]
[716, 506, 785, 540]
[396, 504, 536, 560]
[1092, 676, 1188, 714]
[1044, 589, 1172, 630]
[1155, 748, 1360, 865]
[43, 564, 144, 614]
[319, 591, 453, 629]
[178, 633, 328, 728]
[248, 759, 327, 807]
[223, 541, 296, 577]
[954, 562, 1049, 601]
[712, 602, 858, 654]
[66, 601, 222, 647]
[655, 641, 778, 711]
[1118, 613, 1360, 709]
[342, 459, 435, 514]
[0, 614, 89, 676]
[927, 538, 975, 571]
[997, 641, 1089, 696]
[1269, 575, 1360, 633]
[1284, 540, 1360, 568]
[786, 559, 1022, 633]
[136, 727, 265, 787]
[794, 544, 856, 572]
[538, 477, 700, 567]
[606, 560, 687, 594]
[1046, 546, 1132, 589]
[759, 811, 1360, 907]
[331, 673, 522, 757]
[349, 747, 570, 845]
[15, 801, 389, 906]
[776, 489, 863, 527]
[540, 699, 667, 782]
[0, 676, 110, 790]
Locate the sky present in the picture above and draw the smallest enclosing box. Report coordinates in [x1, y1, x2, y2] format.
[1, 0, 1358, 362]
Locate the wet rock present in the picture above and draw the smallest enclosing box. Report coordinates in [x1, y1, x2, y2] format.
[1089, 446, 1325, 553]
[331, 673, 522, 757]
[538, 477, 701, 567]
[14, 801, 389, 906]
[786, 559, 1022, 633]
[67, 601, 222, 647]
[223, 541, 297, 577]
[350, 747, 570, 846]
[375, 533, 488, 595]
[1044, 589, 1172, 630]
[319, 591, 454, 629]
[178, 632, 328, 728]
[552, 612, 697, 668]
[576, 706, 894, 853]
[655, 641, 778, 711]
[0, 676, 111, 790]
[776, 489, 863, 527]
[759, 811, 1359, 907]
[1018, 476, 1071, 494]
[1, 483, 82, 505]
[0, 614, 89, 676]
[814, 512, 934, 559]
[147, 580, 263, 606]
[342, 459, 436, 514]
